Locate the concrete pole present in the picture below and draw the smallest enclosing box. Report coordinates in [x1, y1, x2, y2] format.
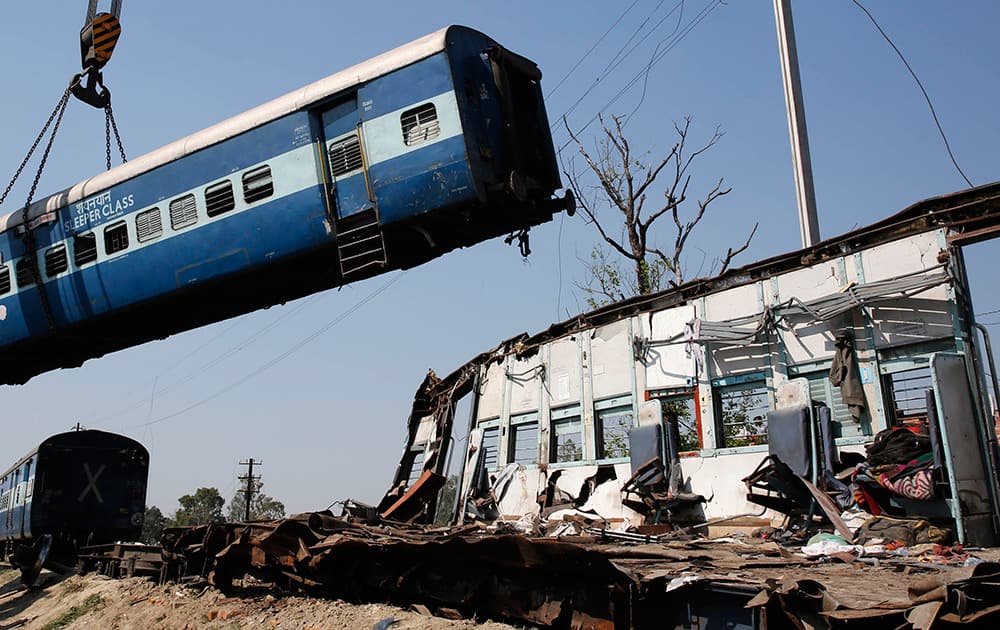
[773, 0, 820, 248]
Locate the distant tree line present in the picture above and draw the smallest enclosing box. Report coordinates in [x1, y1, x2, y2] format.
[140, 481, 285, 545]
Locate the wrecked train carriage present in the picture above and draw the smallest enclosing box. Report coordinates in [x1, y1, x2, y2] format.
[384, 183, 1000, 543]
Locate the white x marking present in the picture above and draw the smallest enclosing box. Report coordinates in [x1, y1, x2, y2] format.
[78, 462, 106, 503]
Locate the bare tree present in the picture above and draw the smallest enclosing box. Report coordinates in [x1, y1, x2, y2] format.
[565, 114, 757, 308]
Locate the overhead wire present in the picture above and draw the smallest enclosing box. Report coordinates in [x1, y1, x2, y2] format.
[624, 0, 686, 121]
[552, 0, 680, 133]
[850, 0, 974, 188]
[125, 272, 404, 429]
[85, 294, 321, 425]
[546, 0, 643, 98]
[555, 0, 724, 154]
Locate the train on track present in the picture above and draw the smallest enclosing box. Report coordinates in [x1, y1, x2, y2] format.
[0, 429, 149, 585]
[0, 25, 568, 385]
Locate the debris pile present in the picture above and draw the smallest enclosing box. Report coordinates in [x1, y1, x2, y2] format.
[158, 511, 1000, 628]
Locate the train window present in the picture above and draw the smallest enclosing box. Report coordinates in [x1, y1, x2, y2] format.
[328, 136, 363, 177]
[74, 233, 98, 266]
[401, 103, 440, 146]
[169, 194, 198, 230]
[243, 166, 274, 204]
[205, 180, 235, 217]
[135, 207, 163, 242]
[0, 266, 9, 295]
[45, 244, 68, 277]
[104, 220, 129, 255]
[15, 258, 36, 288]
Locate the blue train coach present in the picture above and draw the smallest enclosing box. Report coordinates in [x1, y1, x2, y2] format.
[0, 429, 149, 584]
[0, 26, 569, 384]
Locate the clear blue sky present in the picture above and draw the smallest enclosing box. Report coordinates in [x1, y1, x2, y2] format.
[1, 1, 997, 515]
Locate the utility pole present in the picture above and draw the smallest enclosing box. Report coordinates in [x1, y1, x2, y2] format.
[773, 0, 820, 248]
[238, 458, 261, 522]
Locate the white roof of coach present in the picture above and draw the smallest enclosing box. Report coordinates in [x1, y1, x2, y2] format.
[0, 25, 473, 233]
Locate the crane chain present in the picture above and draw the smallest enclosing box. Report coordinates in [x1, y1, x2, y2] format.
[12, 84, 75, 333]
[104, 104, 127, 170]
[0, 85, 74, 209]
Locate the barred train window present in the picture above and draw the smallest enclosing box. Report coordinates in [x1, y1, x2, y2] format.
[598, 408, 633, 459]
[104, 220, 129, 255]
[45, 245, 68, 277]
[169, 194, 198, 230]
[243, 166, 274, 204]
[805, 371, 865, 438]
[884, 366, 933, 425]
[205, 180, 235, 217]
[406, 449, 425, 486]
[508, 416, 539, 466]
[481, 425, 500, 471]
[401, 103, 440, 146]
[328, 137, 363, 177]
[16, 258, 35, 288]
[648, 389, 702, 452]
[714, 378, 770, 448]
[135, 207, 163, 243]
[550, 415, 584, 463]
[0, 266, 9, 295]
[74, 233, 97, 266]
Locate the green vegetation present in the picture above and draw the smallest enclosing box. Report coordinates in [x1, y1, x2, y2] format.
[40, 594, 104, 630]
[59, 579, 84, 593]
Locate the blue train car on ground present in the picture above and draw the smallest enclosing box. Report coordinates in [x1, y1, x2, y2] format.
[0, 429, 149, 584]
[0, 26, 568, 385]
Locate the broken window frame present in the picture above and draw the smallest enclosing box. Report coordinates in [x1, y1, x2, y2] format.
[712, 373, 771, 449]
[550, 406, 584, 464]
[507, 412, 540, 466]
[595, 397, 634, 461]
[647, 387, 703, 452]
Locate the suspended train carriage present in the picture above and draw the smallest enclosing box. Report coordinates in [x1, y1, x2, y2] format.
[0, 26, 570, 384]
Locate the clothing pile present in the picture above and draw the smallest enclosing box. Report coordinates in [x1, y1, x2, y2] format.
[852, 427, 936, 513]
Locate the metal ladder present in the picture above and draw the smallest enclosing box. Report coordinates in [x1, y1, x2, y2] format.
[335, 208, 387, 277]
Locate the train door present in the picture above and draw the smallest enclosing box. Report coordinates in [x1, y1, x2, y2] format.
[8, 468, 19, 535]
[21, 459, 32, 538]
[321, 96, 374, 220]
[320, 95, 388, 277]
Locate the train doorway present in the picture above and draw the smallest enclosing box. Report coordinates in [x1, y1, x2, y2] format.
[321, 96, 375, 220]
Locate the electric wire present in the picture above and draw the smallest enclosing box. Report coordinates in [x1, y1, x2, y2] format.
[624, 0, 686, 121]
[552, 0, 681, 133]
[851, 0, 974, 188]
[124, 272, 403, 429]
[546, 0, 642, 98]
[556, 0, 723, 154]
[84, 294, 320, 424]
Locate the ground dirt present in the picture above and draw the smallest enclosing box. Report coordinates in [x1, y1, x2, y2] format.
[0, 569, 528, 630]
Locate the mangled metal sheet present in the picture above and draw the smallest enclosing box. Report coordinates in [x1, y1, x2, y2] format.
[159, 512, 1000, 629]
